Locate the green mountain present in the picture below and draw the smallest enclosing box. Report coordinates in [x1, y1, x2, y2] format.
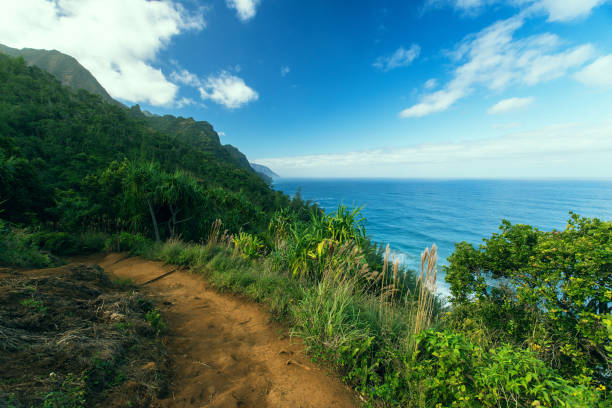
[0, 44, 260, 176]
[0, 53, 288, 239]
[0, 43, 116, 104]
[127, 107, 254, 173]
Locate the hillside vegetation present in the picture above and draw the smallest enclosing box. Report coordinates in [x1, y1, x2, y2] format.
[0, 43, 116, 105]
[0, 53, 285, 238]
[0, 51, 609, 407]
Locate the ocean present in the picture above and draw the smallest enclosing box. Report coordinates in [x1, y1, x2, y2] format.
[273, 179, 612, 294]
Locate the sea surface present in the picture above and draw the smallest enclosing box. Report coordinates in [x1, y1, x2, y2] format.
[273, 179, 612, 294]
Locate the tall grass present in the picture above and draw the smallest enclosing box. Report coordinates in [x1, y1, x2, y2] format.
[412, 244, 438, 335]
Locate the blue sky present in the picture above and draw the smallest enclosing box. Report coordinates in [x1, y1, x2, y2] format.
[2, 0, 612, 177]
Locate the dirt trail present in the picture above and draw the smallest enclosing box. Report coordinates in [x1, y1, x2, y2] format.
[83, 253, 359, 408]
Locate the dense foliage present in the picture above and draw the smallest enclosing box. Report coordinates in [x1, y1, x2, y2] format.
[0, 54, 286, 238]
[446, 214, 611, 386]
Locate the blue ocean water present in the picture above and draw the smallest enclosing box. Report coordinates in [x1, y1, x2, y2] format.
[273, 179, 612, 293]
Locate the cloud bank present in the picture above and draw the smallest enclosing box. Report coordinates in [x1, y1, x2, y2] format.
[0, 0, 205, 106]
[255, 122, 612, 178]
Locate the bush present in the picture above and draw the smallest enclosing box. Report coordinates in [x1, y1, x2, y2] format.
[104, 232, 153, 254]
[30, 231, 107, 256]
[410, 330, 601, 407]
[445, 214, 611, 384]
[0, 220, 60, 268]
[42, 373, 87, 408]
[145, 309, 166, 336]
[233, 232, 264, 259]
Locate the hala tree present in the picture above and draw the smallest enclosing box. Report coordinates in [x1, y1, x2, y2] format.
[95, 160, 207, 241]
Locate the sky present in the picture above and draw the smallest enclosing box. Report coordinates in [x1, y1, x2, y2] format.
[1, 0, 612, 178]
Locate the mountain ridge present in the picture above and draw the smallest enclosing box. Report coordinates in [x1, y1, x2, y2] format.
[250, 163, 280, 181]
[0, 44, 261, 177]
[0, 43, 117, 105]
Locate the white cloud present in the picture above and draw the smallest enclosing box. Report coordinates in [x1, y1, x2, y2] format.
[488, 97, 534, 114]
[199, 71, 258, 109]
[575, 54, 612, 87]
[400, 16, 594, 118]
[374, 44, 421, 72]
[424, 78, 438, 89]
[0, 0, 205, 106]
[255, 122, 612, 177]
[400, 88, 465, 118]
[170, 68, 202, 87]
[281, 65, 290, 77]
[175, 97, 198, 108]
[172, 67, 259, 109]
[226, 0, 260, 21]
[426, 0, 609, 21]
[535, 0, 609, 22]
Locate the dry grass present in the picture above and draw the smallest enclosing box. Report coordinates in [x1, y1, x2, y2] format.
[412, 244, 438, 335]
[206, 219, 223, 247]
[0, 264, 169, 407]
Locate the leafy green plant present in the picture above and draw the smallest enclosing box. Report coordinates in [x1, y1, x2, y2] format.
[113, 321, 133, 335]
[268, 207, 294, 241]
[233, 232, 264, 259]
[145, 309, 165, 335]
[20, 298, 47, 315]
[29, 231, 106, 256]
[410, 330, 600, 408]
[104, 232, 152, 254]
[0, 220, 59, 268]
[42, 373, 87, 408]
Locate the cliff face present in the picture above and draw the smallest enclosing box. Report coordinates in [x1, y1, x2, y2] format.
[250, 163, 280, 181]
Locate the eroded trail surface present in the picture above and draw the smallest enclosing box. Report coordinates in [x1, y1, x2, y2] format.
[87, 253, 358, 408]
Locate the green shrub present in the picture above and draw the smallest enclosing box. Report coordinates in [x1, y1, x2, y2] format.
[410, 330, 601, 407]
[145, 309, 165, 335]
[0, 220, 59, 268]
[42, 373, 87, 408]
[233, 232, 264, 259]
[30, 231, 106, 256]
[445, 214, 611, 384]
[20, 298, 48, 314]
[104, 232, 152, 254]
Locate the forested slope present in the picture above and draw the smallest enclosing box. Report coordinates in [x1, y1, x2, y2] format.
[0, 54, 287, 239]
[0, 43, 116, 104]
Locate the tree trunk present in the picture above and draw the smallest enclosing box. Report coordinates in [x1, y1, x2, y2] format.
[169, 205, 179, 239]
[147, 198, 161, 242]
